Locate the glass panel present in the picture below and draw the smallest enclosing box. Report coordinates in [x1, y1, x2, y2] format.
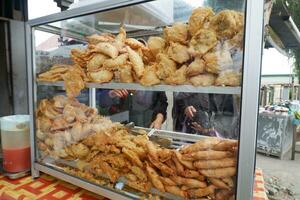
[33, 0, 246, 199]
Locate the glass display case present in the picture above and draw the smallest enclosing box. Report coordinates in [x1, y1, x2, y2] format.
[26, 0, 264, 199]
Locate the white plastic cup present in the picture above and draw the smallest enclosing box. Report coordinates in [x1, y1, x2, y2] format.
[0, 115, 31, 173]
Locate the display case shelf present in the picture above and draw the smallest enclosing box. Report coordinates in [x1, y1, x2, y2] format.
[37, 81, 242, 94]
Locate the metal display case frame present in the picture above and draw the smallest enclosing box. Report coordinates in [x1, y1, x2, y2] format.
[26, 0, 265, 199]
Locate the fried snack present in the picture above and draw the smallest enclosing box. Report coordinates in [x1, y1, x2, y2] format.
[125, 38, 146, 50]
[87, 54, 108, 72]
[189, 73, 216, 87]
[122, 147, 143, 168]
[148, 156, 175, 175]
[215, 189, 234, 200]
[146, 163, 165, 192]
[186, 57, 205, 77]
[62, 68, 85, 98]
[189, 29, 218, 56]
[148, 36, 166, 56]
[172, 153, 185, 174]
[101, 154, 131, 170]
[70, 48, 87, 67]
[174, 150, 194, 170]
[229, 29, 244, 49]
[126, 180, 152, 193]
[170, 176, 207, 189]
[109, 26, 126, 53]
[215, 70, 242, 86]
[103, 53, 128, 70]
[222, 177, 234, 188]
[158, 149, 172, 162]
[86, 34, 115, 44]
[125, 173, 138, 181]
[98, 161, 119, 182]
[187, 185, 216, 198]
[181, 170, 205, 181]
[36, 116, 52, 132]
[165, 159, 177, 173]
[93, 42, 119, 58]
[127, 46, 144, 78]
[164, 65, 187, 85]
[209, 178, 230, 189]
[204, 45, 233, 74]
[131, 166, 147, 182]
[188, 7, 214, 36]
[159, 176, 176, 186]
[210, 10, 243, 39]
[183, 150, 233, 161]
[141, 47, 156, 64]
[119, 63, 134, 83]
[212, 139, 238, 151]
[165, 185, 186, 197]
[70, 143, 90, 159]
[200, 167, 236, 178]
[181, 137, 221, 153]
[146, 141, 159, 160]
[167, 42, 190, 64]
[194, 158, 236, 169]
[140, 65, 161, 86]
[156, 53, 177, 80]
[164, 22, 188, 44]
[38, 65, 70, 81]
[87, 69, 113, 83]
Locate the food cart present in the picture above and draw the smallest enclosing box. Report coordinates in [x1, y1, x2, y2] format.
[26, 0, 264, 199]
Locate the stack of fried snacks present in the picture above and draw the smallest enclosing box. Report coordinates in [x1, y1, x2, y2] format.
[37, 64, 71, 82]
[37, 7, 244, 98]
[35, 95, 120, 159]
[36, 95, 238, 200]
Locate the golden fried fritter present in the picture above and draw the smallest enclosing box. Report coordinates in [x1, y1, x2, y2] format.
[156, 53, 177, 80]
[189, 29, 218, 56]
[167, 42, 190, 64]
[164, 22, 188, 44]
[188, 7, 214, 36]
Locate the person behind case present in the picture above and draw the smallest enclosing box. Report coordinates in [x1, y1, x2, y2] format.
[174, 93, 239, 139]
[97, 89, 168, 129]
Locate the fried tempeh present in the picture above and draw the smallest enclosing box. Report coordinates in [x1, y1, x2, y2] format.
[148, 156, 175, 175]
[122, 147, 143, 168]
[165, 185, 187, 198]
[180, 170, 205, 181]
[187, 185, 216, 198]
[126, 180, 152, 193]
[159, 176, 176, 186]
[131, 166, 147, 182]
[170, 176, 207, 189]
[146, 163, 165, 192]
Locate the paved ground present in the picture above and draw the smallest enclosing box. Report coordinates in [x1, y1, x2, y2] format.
[256, 144, 300, 200]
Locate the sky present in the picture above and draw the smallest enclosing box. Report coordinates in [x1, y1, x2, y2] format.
[27, 0, 295, 75]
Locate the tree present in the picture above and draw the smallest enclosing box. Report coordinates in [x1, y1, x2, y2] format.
[283, 0, 300, 83]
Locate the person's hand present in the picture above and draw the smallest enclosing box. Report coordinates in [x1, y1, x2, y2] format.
[150, 113, 164, 129]
[184, 106, 196, 119]
[191, 122, 204, 132]
[108, 89, 128, 98]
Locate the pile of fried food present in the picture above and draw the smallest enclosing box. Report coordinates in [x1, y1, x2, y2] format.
[36, 95, 238, 200]
[37, 7, 244, 97]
